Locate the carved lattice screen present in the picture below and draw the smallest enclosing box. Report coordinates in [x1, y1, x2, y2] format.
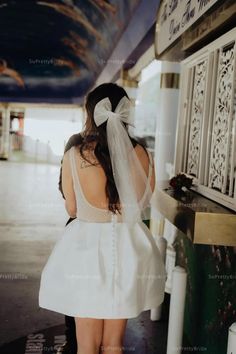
[175, 28, 236, 211]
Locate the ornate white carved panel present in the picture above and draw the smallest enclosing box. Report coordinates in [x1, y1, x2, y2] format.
[175, 28, 236, 211]
[227, 93, 236, 198]
[209, 42, 235, 193]
[187, 59, 208, 177]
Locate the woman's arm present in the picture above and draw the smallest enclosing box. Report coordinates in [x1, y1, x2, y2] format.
[58, 133, 83, 198]
[135, 144, 156, 193]
[149, 153, 156, 193]
[61, 151, 77, 218]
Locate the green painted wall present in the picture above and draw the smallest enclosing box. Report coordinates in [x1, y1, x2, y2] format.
[173, 232, 236, 353]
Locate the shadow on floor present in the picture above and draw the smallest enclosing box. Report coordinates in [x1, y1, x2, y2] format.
[0, 294, 170, 354]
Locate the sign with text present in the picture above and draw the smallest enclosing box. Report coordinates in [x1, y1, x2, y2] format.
[156, 0, 219, 54]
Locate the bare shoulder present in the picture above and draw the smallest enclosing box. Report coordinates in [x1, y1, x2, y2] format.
[63, 148, 71, 161]
[62, 148, 73, 171]
[64, 145, 79, 158]
[135, 143, 155, 191]
[134, 143, 150, 173]
[134, 143, 149, 160]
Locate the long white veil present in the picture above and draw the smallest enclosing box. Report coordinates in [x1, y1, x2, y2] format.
[94, 96, 153, 224]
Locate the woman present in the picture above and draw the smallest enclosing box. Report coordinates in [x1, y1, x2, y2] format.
[39, 83, 167, 354]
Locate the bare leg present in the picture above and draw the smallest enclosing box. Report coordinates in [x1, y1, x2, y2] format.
[75, 317, 104, 354]
[101, 319, 128, 354]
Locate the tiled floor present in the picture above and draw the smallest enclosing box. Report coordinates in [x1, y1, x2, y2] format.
[0, 160, 168, 354]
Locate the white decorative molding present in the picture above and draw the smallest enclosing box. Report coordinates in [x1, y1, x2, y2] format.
[128, 44, 155, 79]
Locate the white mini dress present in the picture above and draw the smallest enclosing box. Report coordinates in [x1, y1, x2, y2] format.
[39, 146, 167, 319]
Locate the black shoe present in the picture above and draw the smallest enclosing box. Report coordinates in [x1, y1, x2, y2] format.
[56, 341, 77, 354]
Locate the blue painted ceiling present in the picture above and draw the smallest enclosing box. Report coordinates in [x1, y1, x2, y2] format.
[0, 0, 142, 103]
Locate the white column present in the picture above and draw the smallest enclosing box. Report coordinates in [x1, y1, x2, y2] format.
[150, 61, 180, 319]
[150, 214, 167, 320]
[154, 61, 180, 182]
[116, 69, 139, 104]
[0, 104, 10, 159]
[227, 322, 236, 354]
[167, 266, 187, 354]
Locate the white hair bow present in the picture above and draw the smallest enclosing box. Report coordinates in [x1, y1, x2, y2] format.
[93, 96, 152, 224]
[94, 96, 135, 127]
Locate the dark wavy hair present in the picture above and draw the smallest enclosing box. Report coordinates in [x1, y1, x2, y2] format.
[77, 82, 147, 215]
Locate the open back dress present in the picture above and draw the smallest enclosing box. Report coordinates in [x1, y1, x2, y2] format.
[39, 145, 167, 319]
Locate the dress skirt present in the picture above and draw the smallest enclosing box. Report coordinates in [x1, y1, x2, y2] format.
[39, 216, 167, 319]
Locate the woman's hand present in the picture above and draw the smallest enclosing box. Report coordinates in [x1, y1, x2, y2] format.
[62, 151, 77, 218]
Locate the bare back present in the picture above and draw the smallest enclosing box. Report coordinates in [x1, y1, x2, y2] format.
[62, 142, 155, 222]
[73, 143, 155, 210]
